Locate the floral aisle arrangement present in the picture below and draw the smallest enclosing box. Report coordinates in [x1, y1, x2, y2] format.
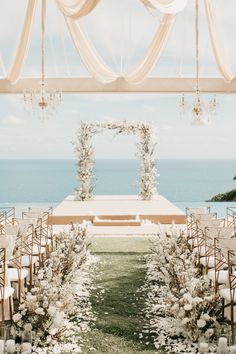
[13, 224, 96, 353]
[142, 226, 221, 353]
[74, 120, 157, 201]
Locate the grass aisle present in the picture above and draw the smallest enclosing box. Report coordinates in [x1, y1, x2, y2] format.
[82, 237, 158, 354]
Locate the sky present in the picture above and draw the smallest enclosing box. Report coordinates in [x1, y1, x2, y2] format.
[0, 0, 236, 160]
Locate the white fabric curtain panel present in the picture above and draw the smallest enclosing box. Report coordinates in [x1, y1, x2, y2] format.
[6, 0, 36, 84]
[58, 1, 175, 84]
[56, 0, 101, 19]
[204, 0, 234, 82]
[65, 19, 118, 83]
[57, 0, 117, 83]
[125, 14, 175, 84]
[140, 0, 188, 14]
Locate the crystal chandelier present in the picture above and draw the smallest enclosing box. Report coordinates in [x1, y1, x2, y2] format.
[24, 0, 62, 120]
[179, 0, 217, 125]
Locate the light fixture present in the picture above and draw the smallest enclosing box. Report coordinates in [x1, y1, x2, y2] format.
[24, 0, 62, 120]
[179, 0, 217, 125]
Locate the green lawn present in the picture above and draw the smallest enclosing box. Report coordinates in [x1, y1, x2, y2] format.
[81, 236, 161, 354]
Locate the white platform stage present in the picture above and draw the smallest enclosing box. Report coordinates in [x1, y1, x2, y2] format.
[50, 195, 186, 225]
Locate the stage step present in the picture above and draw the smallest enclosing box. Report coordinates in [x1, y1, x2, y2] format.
[93, 216, 141, 227]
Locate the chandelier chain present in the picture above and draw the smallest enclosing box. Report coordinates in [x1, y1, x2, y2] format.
[41, 0, 46, 84]
[195, 0, 199, 92]
[179, 0, 217, 124]
[23, 0, 62, 120]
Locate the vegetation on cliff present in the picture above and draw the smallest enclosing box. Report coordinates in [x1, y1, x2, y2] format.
[208, 189, 236, 202]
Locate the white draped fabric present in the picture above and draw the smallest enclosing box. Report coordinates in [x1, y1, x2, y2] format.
[56, 0, 101, 19]
[8, 0, 229, 86]
[204, 0, 234, 82]
[57, 0, 117, 83]
[125, 14, 175, 84]
[6, 0, 36, 84]
[0, 55, 6, 76]
[58, 0, 176, 84]
[140, 0, 188, 14]
[65, 19, 118, 83]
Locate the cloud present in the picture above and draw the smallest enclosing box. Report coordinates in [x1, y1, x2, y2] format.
[142, 104, 159, 114]
[1, 115, 25, 126]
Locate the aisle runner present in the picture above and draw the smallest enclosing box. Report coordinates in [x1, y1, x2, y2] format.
[82, 236, 156, 354]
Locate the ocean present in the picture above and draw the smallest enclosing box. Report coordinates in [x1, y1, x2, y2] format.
[0, 159, 235, 216]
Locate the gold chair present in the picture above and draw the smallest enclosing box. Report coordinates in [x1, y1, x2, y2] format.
[7, 233, 29, 301]
[0, 248, 14, 324]
[219, 249, 236, 343]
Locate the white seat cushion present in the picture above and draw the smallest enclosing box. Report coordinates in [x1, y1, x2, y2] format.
[207, 270, 228, 284]
[200, 256, 215, 268]
[41, 238, 48, 246]
[0, 286, 14, 300]
[21, 255, 38, 267]
[32, 245, 46, 255]
[219, 288, 236, 303]
[7, 268, 29, 281]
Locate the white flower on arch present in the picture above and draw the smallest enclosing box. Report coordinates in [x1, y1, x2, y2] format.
[74, 120, 158, 201]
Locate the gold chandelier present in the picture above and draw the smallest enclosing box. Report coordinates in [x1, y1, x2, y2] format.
[24, 0, 62, 120]
[179, 0, 217, 125]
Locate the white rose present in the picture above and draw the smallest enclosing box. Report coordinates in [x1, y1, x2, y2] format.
[24, 323, 32, 332]
[203, 313, 210, 321]
[184, 304, 192, 311]
[197, 319, 206, 328]
[48, 306, 57, 316]
[43, 301, 49, 308]
[35, 308, 45, 315]
[56, 301, 63, 308]
[13, 313, 22, 323]
[18, 303, 26, 311]
[181, 317, 190, 325]
[205, 328, 214, 338]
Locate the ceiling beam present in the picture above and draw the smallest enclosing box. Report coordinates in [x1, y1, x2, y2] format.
[0, 77, 235, 94]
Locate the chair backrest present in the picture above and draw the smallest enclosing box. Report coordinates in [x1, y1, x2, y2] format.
[0, 248, 6, 298]
[0, 207, 15, 226]
[195, 212, 217, 223]
[226, 250, 236, 301]
[207, 226, 234, 240]
[187, 207, 210, 216]
[9, 233, 23, 269]
[186, 208, 210, 239]
[198, 218, 224, 232]
[5, 224, 20, 236]
[218, 238, 236, 260]
[227, 207, 236, 232]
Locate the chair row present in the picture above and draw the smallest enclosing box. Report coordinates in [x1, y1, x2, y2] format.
[186, 206, 236, 342]
[0, 206, 53, 324]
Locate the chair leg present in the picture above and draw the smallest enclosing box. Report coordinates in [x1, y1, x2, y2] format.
[29, 264, 33, 287]
[18, 279, 21, 302]
[9, 297, 13, 323]
[222, 299, 225, 321]
[1, 300, 5, 325]
[46, 244, 49, 258]
[231, 303, 235, 344]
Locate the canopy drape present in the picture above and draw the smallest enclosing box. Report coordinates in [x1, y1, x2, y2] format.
[4, 0, 235, 85]
[204, 0, 234, 82]
[58, 0, 175, 84]
[56, 0, 101, 19]
[65, 19, 118, 83]
[125, 14, 175, 84]
[6, 0, 36, 84]
[140, 0, 188, 14]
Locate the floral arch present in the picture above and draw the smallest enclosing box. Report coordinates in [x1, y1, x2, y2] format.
[74, 121, 157, 201]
